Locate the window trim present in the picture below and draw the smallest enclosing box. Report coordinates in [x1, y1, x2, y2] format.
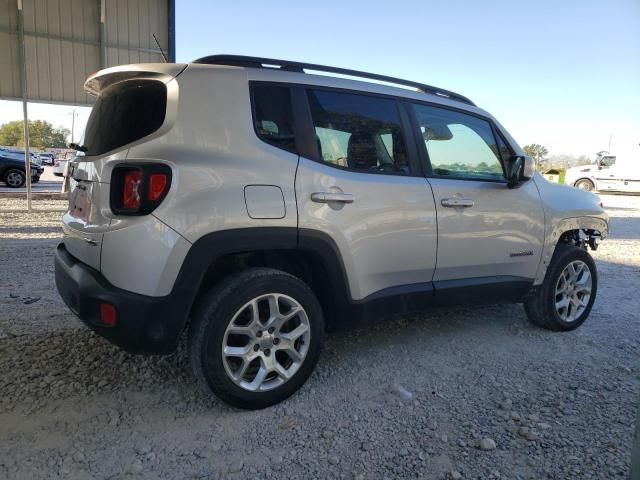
[249, 82, 299, 155]
[249, 80, 521, 183]
[253, 81, 425, 177]
[407, 100, 510, 184]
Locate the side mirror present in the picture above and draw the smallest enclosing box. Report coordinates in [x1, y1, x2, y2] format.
[506, 155, 534, 188]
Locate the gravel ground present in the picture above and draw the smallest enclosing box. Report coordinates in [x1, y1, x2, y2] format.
[0, 194, 639, 479]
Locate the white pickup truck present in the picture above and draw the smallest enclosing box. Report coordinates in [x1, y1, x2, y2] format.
[565, 151, 640, 193]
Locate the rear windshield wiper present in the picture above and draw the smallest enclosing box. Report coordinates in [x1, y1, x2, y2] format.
[69, 143, 88, 153]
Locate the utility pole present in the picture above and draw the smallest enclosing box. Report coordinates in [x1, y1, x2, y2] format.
[70, 110, 77, 144]
[17, 0, 31, 212]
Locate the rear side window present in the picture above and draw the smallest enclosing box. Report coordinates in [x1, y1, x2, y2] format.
[307, 89, 410, 174]
[82, 80, 166, 156]
[252, 85, 296, 152]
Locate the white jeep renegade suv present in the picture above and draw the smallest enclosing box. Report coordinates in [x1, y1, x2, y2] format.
[55, 55, 608, 409]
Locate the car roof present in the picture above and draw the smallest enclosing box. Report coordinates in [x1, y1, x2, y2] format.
[190, 55, 491, 117]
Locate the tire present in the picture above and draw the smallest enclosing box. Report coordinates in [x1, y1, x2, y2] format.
[3, 169, 26, 188]
[189, 268, 324, 409]
[524, 244, 597, 331]
[574, 178, 595, 192]
[32, 176, 40, 184]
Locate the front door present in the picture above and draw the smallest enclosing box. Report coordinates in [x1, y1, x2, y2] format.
[409, 103, 545, 289]
[296, 88, 438, 301]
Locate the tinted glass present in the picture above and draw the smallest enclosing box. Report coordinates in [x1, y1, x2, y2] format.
[252, 85, 296, 152]
[412, 104, 504, 180]
[307, 89, 409, 173]
[82, 80, 166, 156]
[496, 132, 513, 163]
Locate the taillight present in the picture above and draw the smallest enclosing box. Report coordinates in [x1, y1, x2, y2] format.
[148, 173, 168, 201]
[123, 170, 143, 209]
[110, 164, 171, 215]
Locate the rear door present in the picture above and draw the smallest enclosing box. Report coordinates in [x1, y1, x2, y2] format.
[409, 102, 545, 293]
[294, 87, 437, 301]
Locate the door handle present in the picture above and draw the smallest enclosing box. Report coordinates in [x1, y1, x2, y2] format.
[441, 198, 474, 208]
[311, 192, 355, 204]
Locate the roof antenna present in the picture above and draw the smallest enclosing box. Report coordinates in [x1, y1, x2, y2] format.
[153, 33, 168, 63]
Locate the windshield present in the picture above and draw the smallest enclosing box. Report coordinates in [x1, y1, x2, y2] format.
[80, 79, 167, 156]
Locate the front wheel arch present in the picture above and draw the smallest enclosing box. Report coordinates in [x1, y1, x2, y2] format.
[534, 218, 608, 286]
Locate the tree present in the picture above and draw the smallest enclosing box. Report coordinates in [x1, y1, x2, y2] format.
[0, 120, 70, 149]
[547, 153, 592, 170]
[523, 144, 549, 170]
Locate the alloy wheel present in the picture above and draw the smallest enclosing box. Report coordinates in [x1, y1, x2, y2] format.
[554, 260, 592, 322]
[221, 293, 311, 392]
[6, 171, 24, 187]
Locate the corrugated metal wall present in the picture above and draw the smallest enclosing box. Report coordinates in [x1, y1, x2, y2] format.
[0, 0, 171, 106]
[0, 0, 21, 101]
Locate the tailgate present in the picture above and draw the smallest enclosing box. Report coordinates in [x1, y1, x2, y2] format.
[62, 162, 112, 271]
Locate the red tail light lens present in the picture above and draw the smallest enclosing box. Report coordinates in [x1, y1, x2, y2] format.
[148, 173, 168, 201]
[111, 164, 172, 215]
[122, 170, 143, 210]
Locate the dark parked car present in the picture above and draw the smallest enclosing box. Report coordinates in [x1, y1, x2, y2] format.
[0, 154, 43, 188]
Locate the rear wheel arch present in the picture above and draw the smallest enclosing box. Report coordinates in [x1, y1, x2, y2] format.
[180, 228, 352, 334]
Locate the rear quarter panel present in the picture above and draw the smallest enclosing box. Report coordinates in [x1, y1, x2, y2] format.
[131, 65, 299, 242]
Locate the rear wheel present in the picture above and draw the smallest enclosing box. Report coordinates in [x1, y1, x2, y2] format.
[189, 268, 324, 409]
[525, 245, 597, 331]
[575, 178, 595, 191]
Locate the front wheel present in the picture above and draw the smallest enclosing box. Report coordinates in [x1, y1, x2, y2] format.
[189, 268, 324, 409]
[525, 245, 597, 331]
[4, 169, 26, 188]
[574, 178, 595, 191]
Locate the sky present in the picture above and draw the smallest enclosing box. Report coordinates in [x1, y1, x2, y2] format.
[1, 0, 639, 158]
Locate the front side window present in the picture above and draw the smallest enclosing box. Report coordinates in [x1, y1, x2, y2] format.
[307, 89, 409, 174]
[412, 104, 504, 181]
[600, 156, 616, 167]
[252, 84, 296, 152]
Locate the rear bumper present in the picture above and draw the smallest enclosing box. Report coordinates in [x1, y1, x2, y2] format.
[54, 243, 189, 354]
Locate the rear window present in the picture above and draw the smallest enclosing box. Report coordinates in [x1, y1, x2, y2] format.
[81, 80, 167, 156]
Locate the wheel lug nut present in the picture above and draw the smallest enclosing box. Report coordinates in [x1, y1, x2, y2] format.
[264, 349, 271, 356]
[268, 327, 274, 334]
[273, 338, 280, 345]
[253, 344, 260, 351]
[256, 331, 262, 338]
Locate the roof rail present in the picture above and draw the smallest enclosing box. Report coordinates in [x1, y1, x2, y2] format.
[193, 54, 475, 106]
